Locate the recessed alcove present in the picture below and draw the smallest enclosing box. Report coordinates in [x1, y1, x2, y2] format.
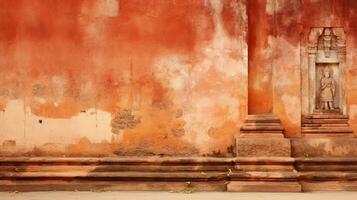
[314, 63, 340, 112]
[301, 27, 352, 136]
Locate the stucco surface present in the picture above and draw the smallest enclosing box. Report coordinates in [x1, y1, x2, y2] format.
[0, 0, 247, 156]
[0, 0, 357, 157]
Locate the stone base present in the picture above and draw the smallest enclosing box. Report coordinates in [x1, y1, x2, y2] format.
[233, 114, 298, 191]
[296, 157, 357, 191]
[227, 181, 301, 192]
[302, 114, 353, 136]
[0, 180, 226, 192]
[300, 181, 357, 192]
[237, 114, 290, 157]
[292, 138, 357, 157]
[236, 138, 291, 157]
[1, 156, 357, 192]
[0, 156, 301, 192]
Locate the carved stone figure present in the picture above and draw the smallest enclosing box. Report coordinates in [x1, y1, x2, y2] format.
[320, 67, 336, 110]
[317, 27, 337, 58]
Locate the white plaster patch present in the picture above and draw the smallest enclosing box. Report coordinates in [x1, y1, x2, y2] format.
[200, 0, 247, 77]
[0, 100, 112, 149]
[0, 100, 25, 146]
[154, 55, 190, 108]
[152, 0, 247, 153]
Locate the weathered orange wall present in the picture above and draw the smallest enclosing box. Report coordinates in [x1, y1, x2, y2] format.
[0, 0, 248, 156]
[0, 0, 357, 157]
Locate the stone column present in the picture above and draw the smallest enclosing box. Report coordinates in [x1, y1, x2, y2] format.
[247, 0, 273, 114]
[238, 0, 288, 151]
[229, 0, 300, 192]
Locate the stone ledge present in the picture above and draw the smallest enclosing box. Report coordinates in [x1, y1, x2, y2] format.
[299, 172, 357, 181]
[227, 181, 301, 192]
[300, 181, 357, 192]
[0, 180, 227, 192]
[0, 171, 228, 181]
[0, 156, 357, 191]
[0, 156, 296, 164]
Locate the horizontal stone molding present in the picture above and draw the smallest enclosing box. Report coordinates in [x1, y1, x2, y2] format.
[0, 156, 357, 191]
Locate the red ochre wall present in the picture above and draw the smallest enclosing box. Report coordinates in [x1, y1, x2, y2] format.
[0, 0, 356, 157]
[0, 0, 248, 157]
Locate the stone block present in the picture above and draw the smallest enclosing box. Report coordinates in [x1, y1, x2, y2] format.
[292, 138, 357, 157]
[227, 181, 301, 192]
[236, 137, 291, 157]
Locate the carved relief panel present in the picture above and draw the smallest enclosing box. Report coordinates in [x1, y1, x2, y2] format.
[305, 27, 346, 114]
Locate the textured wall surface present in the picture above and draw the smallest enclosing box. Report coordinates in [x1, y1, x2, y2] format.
[0, 0, 356, 157]
[0, 0, 248, 156]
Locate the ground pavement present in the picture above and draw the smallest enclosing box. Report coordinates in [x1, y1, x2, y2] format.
[1, 191, 357, 200]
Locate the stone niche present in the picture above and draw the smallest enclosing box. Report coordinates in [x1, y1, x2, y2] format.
[301, 27, 352, 136]
[305, 27, 346, 114]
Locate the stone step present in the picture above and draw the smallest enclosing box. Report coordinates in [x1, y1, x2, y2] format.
[0, 180, 227, 192]
[0, 165, 232, 173]
[302, 127, 352, 130]
[301, 129, 353, 133]
[240, 126, 284, 131]
[302, 114, 349, 119]
[302, 124, 349, 127]
[245, 115, 281, 123]
[240, 114, 284, 136]
[0, 171, 300, 180]
[246, 114, 280, 120]
[245, 119, 281, 123]
[244, 123, 281, 126]
[239, 131, 284, 135]
[301, 133, 355, 138]
[302, 119, 349, 124]
[0, 171, 228, 180]
[227, 181, 301, 192]
[238, 133, 284, 138]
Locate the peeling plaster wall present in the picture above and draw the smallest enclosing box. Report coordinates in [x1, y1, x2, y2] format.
[0, 0, 357, 157]
[0, 0, 247, 157]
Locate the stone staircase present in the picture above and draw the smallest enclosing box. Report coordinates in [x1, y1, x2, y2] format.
[240, 114, 284, 137]
[302, 114, 353, 136]
[0, 157, 300, 192]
